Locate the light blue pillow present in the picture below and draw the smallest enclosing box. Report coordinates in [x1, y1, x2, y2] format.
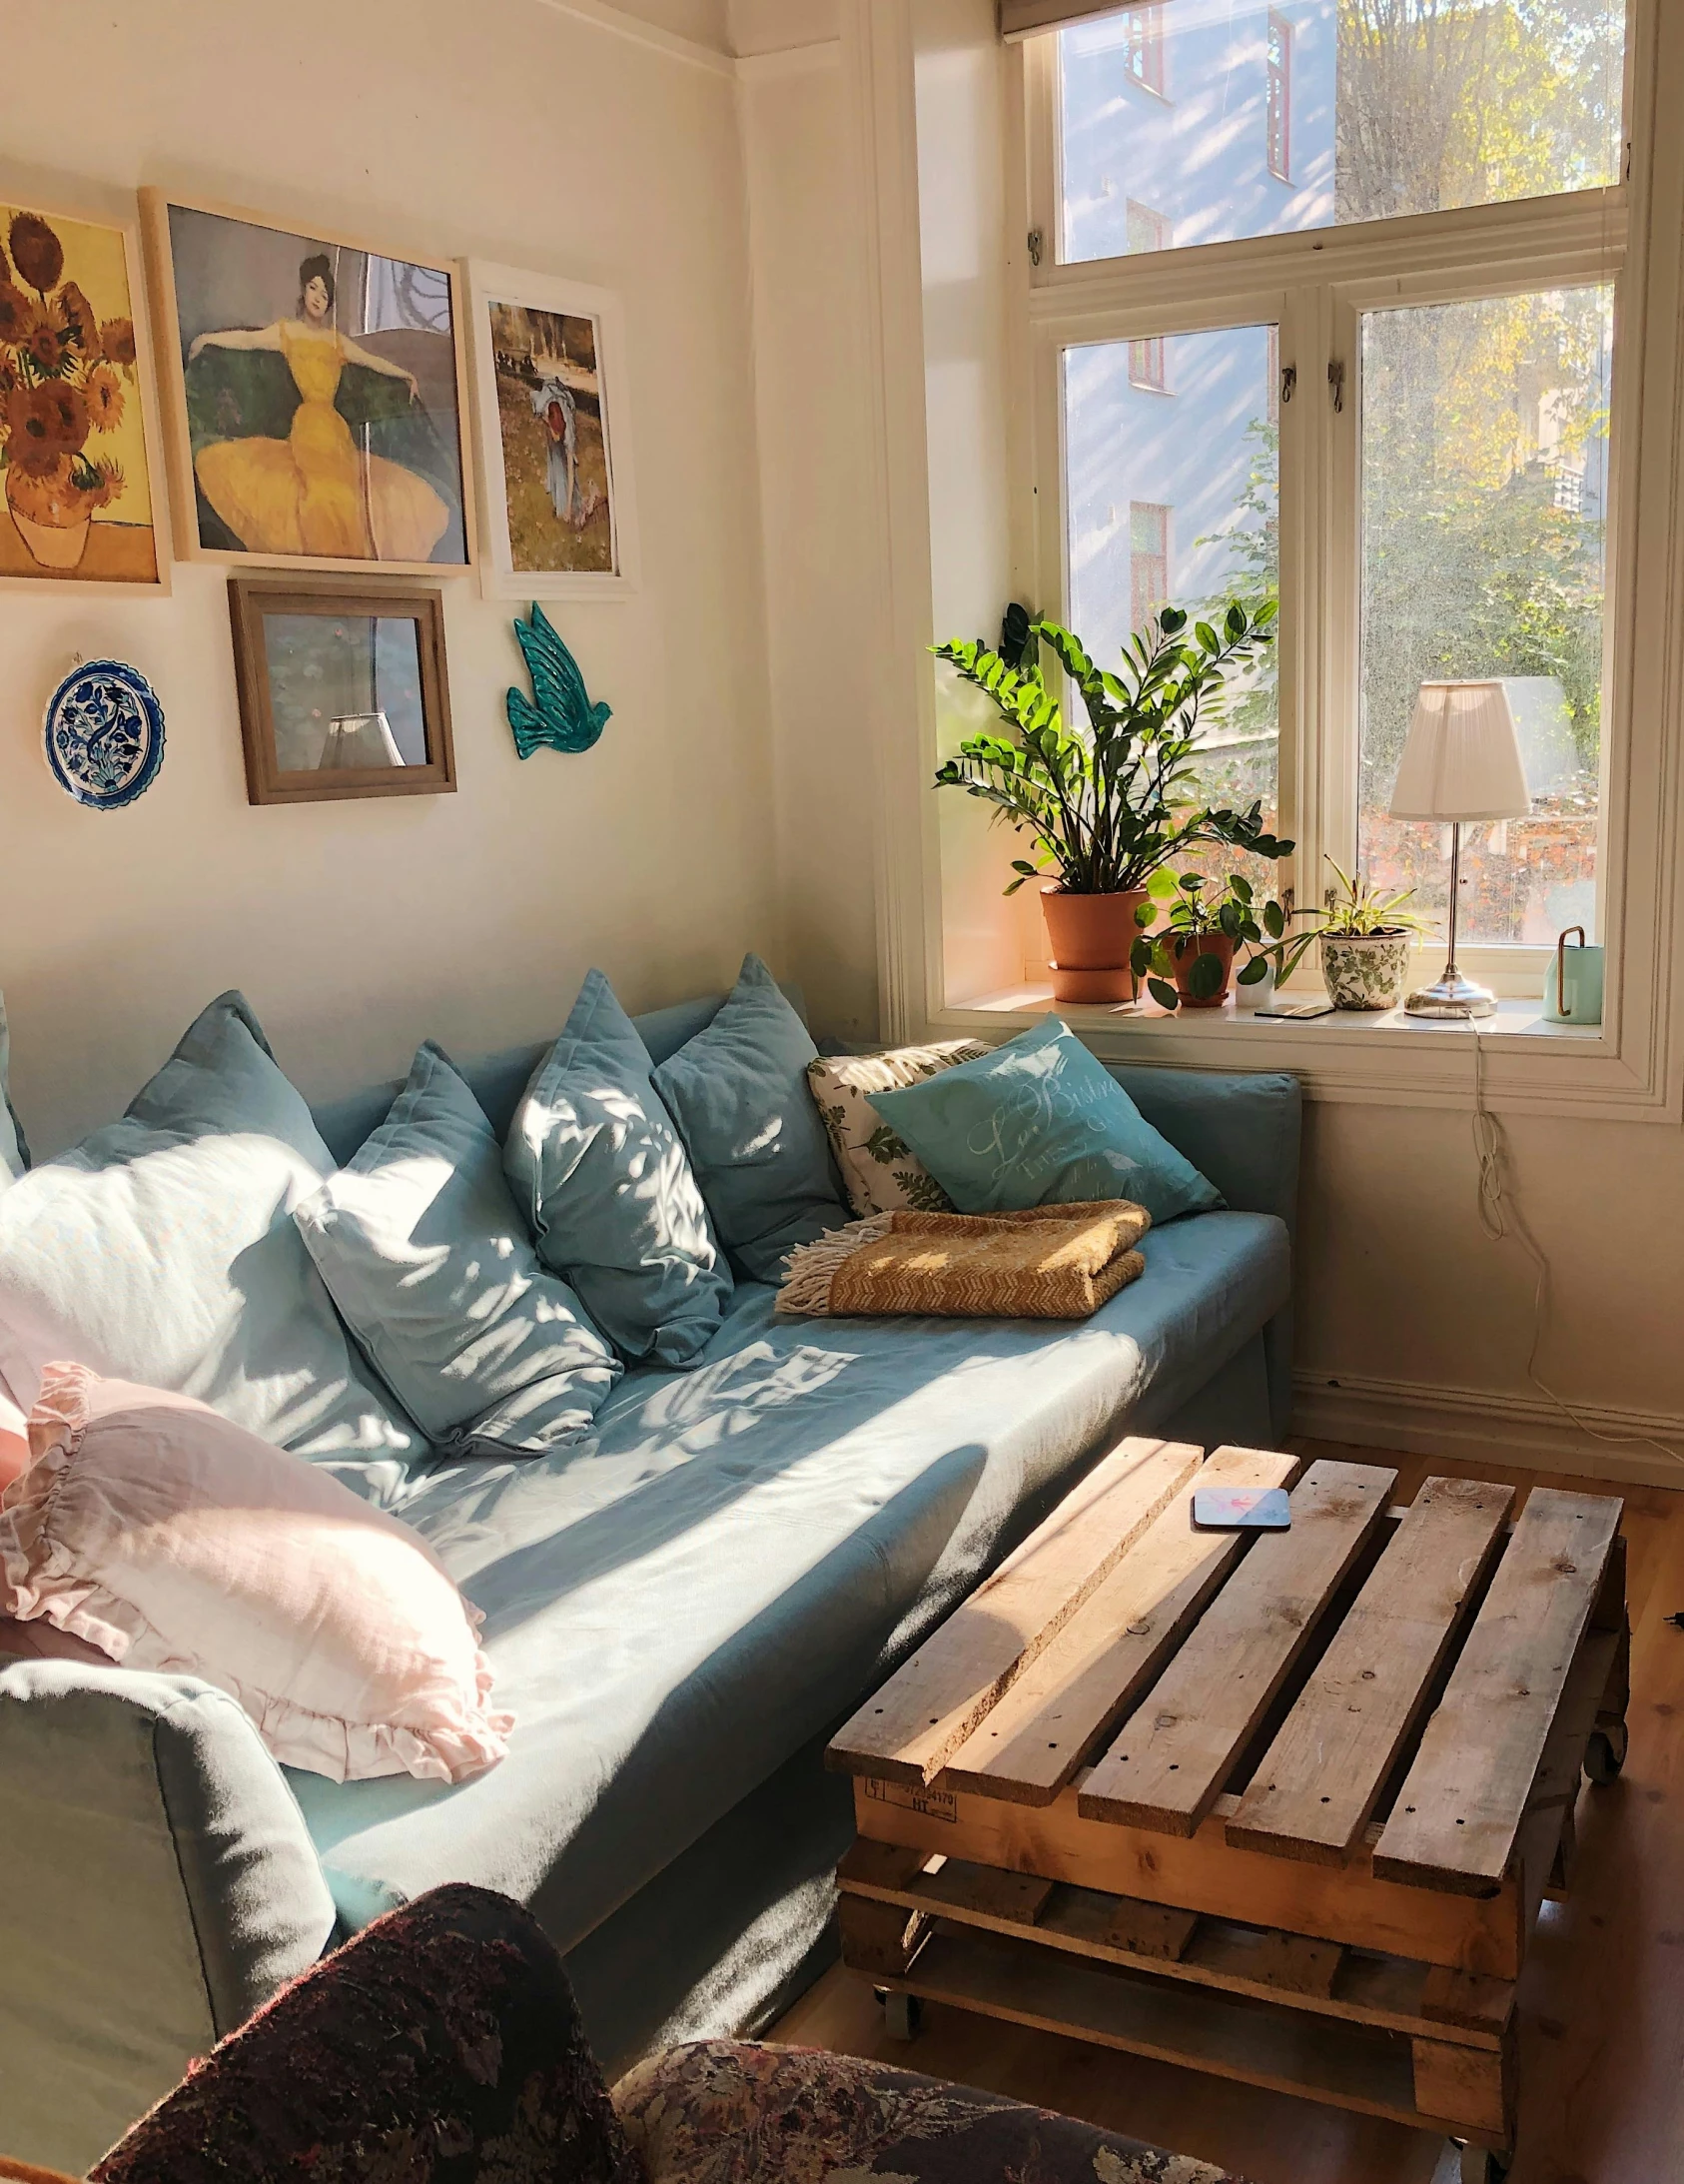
[866, 1017, 1223, 1227]
[0, 991, 27, 1189]
[295, 1042, 622, 1458]
[652, 953, 847, 1283]
[0, 992, 422, 1500]
[504, 970, 730, 1369]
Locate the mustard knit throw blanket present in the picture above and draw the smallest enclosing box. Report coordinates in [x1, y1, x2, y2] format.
[776, 1200, 1150, 1321]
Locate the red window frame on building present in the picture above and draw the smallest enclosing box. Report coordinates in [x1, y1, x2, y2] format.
[1124, 3, 1168, 97]
[1266, 11, 1292, 182]
[1130, 502, 1172, 629]
[1128, 336, 1168, 392]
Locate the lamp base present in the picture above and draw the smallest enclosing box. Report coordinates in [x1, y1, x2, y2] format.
[1403, 966, 1499, 1019]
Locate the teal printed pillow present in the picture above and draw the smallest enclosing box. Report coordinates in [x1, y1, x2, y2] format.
[866, 1017, 1223, 1227]
[652, 954, 847, 1283]
[504, 969, 730, 1369]
[295, 1042, 622, 1459]
[0, 991, 423, 1501]
[0, 991, 27, 1189]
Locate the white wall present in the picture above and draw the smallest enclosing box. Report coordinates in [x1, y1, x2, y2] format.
[0, 0, 774, 1153]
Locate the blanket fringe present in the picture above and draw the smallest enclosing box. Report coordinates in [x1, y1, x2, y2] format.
[777, 1215, 894, 1316]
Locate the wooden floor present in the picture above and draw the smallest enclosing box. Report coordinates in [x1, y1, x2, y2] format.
[771, 1441, 1684, 2184]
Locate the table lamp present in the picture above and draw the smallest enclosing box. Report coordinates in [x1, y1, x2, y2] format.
[1388, 679, 1530, 1019]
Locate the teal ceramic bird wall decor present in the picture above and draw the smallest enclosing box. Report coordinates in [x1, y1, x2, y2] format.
[505, 603, 612, 759]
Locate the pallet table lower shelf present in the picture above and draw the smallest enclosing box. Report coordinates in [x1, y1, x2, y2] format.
[827, 1440, 1630, 2181]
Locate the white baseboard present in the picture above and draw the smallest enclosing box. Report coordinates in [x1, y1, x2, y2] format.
[1291, 1369, 1684, 1491]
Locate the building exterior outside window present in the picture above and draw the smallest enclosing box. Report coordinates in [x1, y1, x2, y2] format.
[1123, 3, 1167, 97]
[1266, 11, 1291, 181]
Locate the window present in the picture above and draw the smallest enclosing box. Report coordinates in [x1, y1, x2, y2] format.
[1265, 11, 1291, 182]
[1125, 200, 1172, 256]
[1016, 2, 1632, 1003]
[1056, 1, 1624, 264]
[1123, 3, 1167, 97]
[1128, 335, 1167, 391]
[1129, 502, 1171, 632]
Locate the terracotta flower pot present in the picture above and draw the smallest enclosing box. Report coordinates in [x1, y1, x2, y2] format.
[1041, 886, 1151, 1004]
[1170, 930, 1236, 1009]
[7, 466, 92, 571]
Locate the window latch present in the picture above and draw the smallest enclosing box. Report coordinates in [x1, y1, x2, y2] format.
[1280, 364, 1296, 406]
[1327, 359, 1346, 414]
[1027, 228, 1044, 268]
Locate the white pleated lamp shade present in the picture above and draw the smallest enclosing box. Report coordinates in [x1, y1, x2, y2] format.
[1389, 680, 1531, 821]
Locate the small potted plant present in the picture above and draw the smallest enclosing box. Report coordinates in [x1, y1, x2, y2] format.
[1132, 871, 1288, 1011]
[933, 602, 1291, 1002]
[1266, 857, 1431, 1010]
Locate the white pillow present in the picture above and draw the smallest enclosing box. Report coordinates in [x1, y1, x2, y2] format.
[0, 1362, 510, 1783]
[806, 1041, 989, 1216]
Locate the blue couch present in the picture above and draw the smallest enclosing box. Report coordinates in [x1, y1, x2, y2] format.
[0, 991, 1297, 2172]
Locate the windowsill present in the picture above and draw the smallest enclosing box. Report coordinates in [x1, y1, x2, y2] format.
[957, 983, 1602, 1043]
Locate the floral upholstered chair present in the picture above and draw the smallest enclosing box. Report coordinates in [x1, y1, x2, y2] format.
[4, 1885, 1240, 2184]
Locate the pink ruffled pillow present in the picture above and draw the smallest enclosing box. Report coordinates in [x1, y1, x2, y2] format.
[0, 1362, 511, 1783]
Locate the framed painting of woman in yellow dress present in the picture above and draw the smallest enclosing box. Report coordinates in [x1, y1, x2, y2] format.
[142, 193, 472, 572]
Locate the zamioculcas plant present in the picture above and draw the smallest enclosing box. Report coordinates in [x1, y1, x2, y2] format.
[933, 602, 1292, 1001]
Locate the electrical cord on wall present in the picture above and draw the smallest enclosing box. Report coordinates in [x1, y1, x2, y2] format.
[1470, 1028, 1684, 1468]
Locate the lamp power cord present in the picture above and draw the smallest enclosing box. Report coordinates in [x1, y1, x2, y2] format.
[1470, 1028, 1684, 1469]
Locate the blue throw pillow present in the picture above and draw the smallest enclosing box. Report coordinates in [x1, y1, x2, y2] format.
[504, 970, 730, 1369]
[0, 991, 423, 1500]
[295, 1042, 622, 1458]
[0, 991, 27, 1188]
[652, 954, 847, 1283]
[866, 1017, 1223, 1227]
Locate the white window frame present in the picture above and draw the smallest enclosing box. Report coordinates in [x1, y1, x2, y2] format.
[916, 3, 1684, 1120]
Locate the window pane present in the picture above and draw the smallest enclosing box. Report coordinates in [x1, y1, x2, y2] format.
[1058, 0, 1624, 264]
[1065, 325, 1279, 885]
[1358, 287, 1611, 946]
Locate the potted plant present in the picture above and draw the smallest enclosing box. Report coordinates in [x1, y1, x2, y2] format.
[1266, 857, 1432, 1010]
[933, 602, 1291, 1002]
[1131, 871, 1288, 1011]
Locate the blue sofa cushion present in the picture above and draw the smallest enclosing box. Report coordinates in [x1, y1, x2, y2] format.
[0, 990, 27, 1187]
[287, 1204, 1289, 1943]
[295, 1042, 622, 1457]
[870, 1018, 1223, 1227]
[652, 956, 847, 1283]
[0, 992, 422, 1501]
[504, 972, 731, 1370]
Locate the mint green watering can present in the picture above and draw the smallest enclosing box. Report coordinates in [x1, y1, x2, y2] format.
[1542, 925, 1603, 1026]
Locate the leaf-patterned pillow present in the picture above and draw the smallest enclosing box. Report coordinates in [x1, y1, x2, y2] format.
[805, 1041, 990, 1216]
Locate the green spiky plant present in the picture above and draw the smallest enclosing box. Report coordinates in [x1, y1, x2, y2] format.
[932, 601, 1292, 897]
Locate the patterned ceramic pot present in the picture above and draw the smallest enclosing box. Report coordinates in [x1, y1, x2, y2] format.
[1319, 930, 1413, 1010]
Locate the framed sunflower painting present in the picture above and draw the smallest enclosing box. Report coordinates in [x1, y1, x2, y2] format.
[142, 191, 473, 575]
[0, 199, 168, 589]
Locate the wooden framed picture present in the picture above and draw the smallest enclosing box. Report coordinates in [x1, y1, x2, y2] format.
[0, 193, 172, 590]
[142, 190, 473, 573]
[227, 575, 456, 803]
[465, 260, 639, 599]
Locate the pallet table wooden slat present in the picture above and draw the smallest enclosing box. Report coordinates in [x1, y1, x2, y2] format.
[1226, 1475, 1514, 1864]
[828, 1437, 1202, 1786]
[942, 1445, 1300, 1805]
[1373, 1487, 1623, 1895]
[831, 1446, 1627, 2160]
[1079, 1461, 1397, 1836]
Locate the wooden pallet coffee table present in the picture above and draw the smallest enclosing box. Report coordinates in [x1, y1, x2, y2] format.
[827, 1440, 1628, 2184]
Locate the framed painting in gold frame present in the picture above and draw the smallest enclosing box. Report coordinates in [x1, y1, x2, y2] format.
[142, 190, 474, 575]
[0, 191, 171, 591]
[227, 574, 456, 804]
[465, 259, 639, 600]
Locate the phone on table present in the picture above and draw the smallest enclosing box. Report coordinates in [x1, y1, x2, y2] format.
[1254, 998, 1334, 1019]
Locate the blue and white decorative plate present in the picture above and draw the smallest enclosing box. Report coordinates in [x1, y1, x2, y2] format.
[42, 658, 166, 811]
